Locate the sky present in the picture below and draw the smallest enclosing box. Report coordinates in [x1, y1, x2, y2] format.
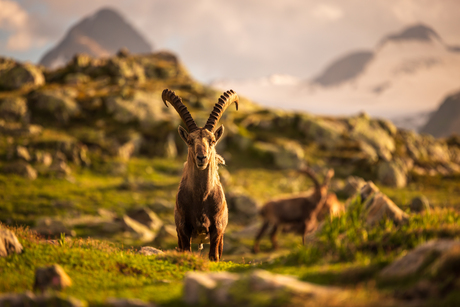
[0, 0, 460, 82]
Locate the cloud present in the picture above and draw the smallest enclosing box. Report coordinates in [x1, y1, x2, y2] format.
[312, 4, 344, 21]
[1, 0, 460, 81]
[0, 0, 52, 51]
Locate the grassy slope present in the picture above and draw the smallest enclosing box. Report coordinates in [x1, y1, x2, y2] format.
[2, 155, 460, 305]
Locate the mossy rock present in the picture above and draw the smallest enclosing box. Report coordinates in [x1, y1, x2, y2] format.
[0, 62, 45, 91]
[0, 96, 27, 121]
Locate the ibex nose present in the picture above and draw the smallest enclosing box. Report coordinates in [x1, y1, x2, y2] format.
[197, 155, 207, 162]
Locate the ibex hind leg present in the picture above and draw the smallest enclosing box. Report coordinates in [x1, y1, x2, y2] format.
[270, 225, 279, 250]
[253, 221, 270, 254]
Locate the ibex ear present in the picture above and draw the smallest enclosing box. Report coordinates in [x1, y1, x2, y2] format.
[214, 125, 224, 143]
[178, 126, 189, 144]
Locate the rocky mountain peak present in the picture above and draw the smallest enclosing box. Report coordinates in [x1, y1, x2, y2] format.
[39, 7, 152, 69]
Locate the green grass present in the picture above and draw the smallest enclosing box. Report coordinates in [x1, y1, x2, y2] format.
[0, 226, 208, 305]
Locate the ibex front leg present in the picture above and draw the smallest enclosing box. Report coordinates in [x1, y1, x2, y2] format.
[209, 226, 222, 261]
[177, 227, 191, 252]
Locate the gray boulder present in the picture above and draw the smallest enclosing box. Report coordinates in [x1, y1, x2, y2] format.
[349, 114, 395, 161]
[350, 181, 409, 226]
[183, 270, 343, 306]
[34, 264, 72, 293]
[379, 240, 460, 283]
[0, 292, 85, 307]
[0, 96, 27, 121]
[298, 115, 347, 149]
[105, 298, 156, 307]
[0, 226, 23, 257]
[127, 208, 163, 233]
[121, 215, 155, 243]
[251, 141, 305, 169]
[2, 161, 37, 180]
[410, 196, 430, 213]
[154, 225, 177, 245]
[226, 190, 259, 222]
[16, 146, 31, 161]
[34, 217, 75, 237]
[0, 62, 45, 90]
[105, 91, 175, 128]
[148, 199, 174, 213]
[376, 160, 407, 188]
[33, 89, 80, 124]
[48, 160, 72, 177]
[342, 176, 366, 197]
[138, 246, 164, 256]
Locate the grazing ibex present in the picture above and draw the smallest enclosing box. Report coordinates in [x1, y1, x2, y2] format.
[253, 167, 334, 253]
[162, 89, 238, 261]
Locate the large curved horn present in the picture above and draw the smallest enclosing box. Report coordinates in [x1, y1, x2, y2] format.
[204, 90, 239, 132]
[162, 89, 198, 132]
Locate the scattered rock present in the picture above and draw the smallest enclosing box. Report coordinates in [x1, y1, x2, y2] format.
[138, 246, 164, 256]
[154, 225, 177, 245]
[121, 215, 155, 242]
[148, 200, 174, 213]
[34, 217, 75, 237]
[32, 89, 80, 124]
[16, 145, 31, 161]
[49, 160, 72, 177]
[0, 292, 86, 307]
[106, 297, 157, 307]
[64, 73, 90, 85]
[349, 114, 395, 161]
[0, 226, 23, 257]
[350, 181, 409, 226]
[379, 240, 460, 283]
[226, 190, 259, 222]
[35, 151, 53, 166]
[127, 208, 163, 232]
[0, 62, 45, 90]
[299, 116, 346, 149]
[105, 91, 174, 127]
[429, 245, 460, 280]
[2, 161, 37, 180]
[342, 176, 366, 198]
[410, 196, 430, 213]
[250, 141, 305, 169]
[273, 141, 305, 169]
[34, 264, 72, 293]
[364, 192, 409, 225]
[376, 160, 407, 188]
[183, 270, 344, 306]
[0, 122, 42, 137]
[0, 96, 27, 121]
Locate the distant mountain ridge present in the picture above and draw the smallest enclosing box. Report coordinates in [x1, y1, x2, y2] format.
[213, 24, 460, 119]
[314, 24, 446, 87]
[420, 91, 460, 138]
[39, 8, 152, 69]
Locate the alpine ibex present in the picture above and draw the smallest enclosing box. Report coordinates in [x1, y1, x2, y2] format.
[162, 89, 238, 261]
[253, 167, 334, 253]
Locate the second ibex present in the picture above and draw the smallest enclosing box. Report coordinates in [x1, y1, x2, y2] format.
[162, 89, 238, 261]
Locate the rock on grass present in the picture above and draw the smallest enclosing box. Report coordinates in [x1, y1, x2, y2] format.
[183, 270, 345, 306]
[0, 226, 23, 257]
[34, 264, 72, 293]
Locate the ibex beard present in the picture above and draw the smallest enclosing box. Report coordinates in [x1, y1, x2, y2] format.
[163, 89, 238, 261]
